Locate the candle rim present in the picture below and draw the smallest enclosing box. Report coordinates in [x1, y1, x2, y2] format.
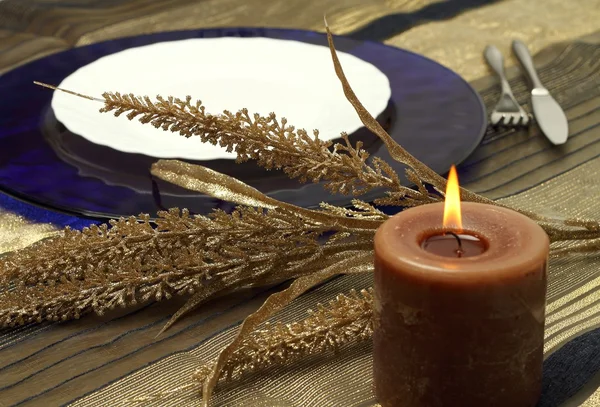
[374, 202, 549, 284]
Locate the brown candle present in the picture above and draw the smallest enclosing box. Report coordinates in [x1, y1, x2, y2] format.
[373, 168, 549, 407]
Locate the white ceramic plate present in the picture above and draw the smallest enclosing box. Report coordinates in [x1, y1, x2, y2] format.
[52, 37, 392, 160]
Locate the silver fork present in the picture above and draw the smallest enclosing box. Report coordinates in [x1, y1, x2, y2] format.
[484, 45, 531, 127]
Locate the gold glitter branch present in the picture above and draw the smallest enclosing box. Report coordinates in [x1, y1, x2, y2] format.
[0, 207, 373, 328]
[130, 288, 374, 404]
[201, 251, 374, 405]
[192, 288, 374, 386]
[101, 90, 441, 207]
[100, 92, 410, 199]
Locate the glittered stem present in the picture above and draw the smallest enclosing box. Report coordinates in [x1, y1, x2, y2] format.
[323, 20, 492, 206]
[33, 81, 104, 102]
[151, 159, 381, 231]
[201, 250, 374, 406]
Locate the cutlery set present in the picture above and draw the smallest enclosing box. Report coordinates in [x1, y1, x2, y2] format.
[484, 40, 569, 145]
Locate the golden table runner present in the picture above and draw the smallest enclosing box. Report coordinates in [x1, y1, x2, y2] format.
[1, 0, 600, 406]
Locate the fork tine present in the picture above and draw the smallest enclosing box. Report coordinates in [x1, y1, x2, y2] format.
[485, 44, 529, 130]
[489, 113, 531, 128]
[490, 114, 501, 126]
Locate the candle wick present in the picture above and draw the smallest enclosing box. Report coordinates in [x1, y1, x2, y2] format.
[444, 231, 463, 256]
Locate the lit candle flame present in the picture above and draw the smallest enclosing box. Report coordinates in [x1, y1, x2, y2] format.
[443, 165, 462, 232]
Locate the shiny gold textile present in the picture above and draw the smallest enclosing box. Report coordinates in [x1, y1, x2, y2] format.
[387, 0, 600, 81]
[66, 160, 600, 407]
[0, 212, 58, 253]
[2, 0, 600, 79]
[499, 159, 600, 355]
[1, 0, 600, 406]
[68, 274, 378, 407]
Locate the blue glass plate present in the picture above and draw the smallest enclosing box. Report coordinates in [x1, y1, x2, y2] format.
[0, 28, 486, 220]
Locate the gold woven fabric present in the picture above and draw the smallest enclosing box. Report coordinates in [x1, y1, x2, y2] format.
[64, 155, 600, 407]
[1, 0, 600, 406]
[498, 159, 600, 355]
[68, 274, 378, 407]
[385, 0, 600, 81]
